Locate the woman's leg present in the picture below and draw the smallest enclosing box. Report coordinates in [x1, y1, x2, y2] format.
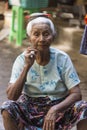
[2, 110, 19, 130]
[77, 119, 87, 130]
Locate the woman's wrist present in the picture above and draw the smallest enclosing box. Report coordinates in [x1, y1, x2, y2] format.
[53, 105, 59, 112]
[24, 64, 31, 70]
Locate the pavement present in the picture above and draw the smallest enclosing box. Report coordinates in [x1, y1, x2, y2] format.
[0, 18, 86, 130]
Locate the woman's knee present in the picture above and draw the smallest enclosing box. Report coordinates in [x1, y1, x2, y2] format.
[77, 119, 87, 130]
[1, 110, 11, 120]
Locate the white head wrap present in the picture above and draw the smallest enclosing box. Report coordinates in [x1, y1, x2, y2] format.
[26, 14, 56, 37]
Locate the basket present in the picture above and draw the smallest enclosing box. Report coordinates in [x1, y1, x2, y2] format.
[9, 0, 48, 9]
[20, 0, 48, 9]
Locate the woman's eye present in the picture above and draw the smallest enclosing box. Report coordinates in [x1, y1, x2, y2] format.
[44, 32, 49, 36]
[34, 32, 39, 37]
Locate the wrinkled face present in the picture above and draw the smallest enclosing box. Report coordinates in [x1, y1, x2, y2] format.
[29, 23, 54, 51]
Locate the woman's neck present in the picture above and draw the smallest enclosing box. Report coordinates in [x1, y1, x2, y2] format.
[36, 49, 50, 66]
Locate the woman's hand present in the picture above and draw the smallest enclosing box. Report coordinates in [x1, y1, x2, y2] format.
[43, 105, 60, 130]
[43, 105, 64, 130]
[24, 47, 37, 67]
[43, 85, 81, 130]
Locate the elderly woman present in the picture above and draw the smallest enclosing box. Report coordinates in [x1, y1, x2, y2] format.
[1, 13, 87, 130]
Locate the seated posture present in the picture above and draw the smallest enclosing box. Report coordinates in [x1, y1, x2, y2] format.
[1, 13, 87, 130]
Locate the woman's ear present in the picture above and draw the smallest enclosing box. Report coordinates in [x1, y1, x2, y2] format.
[27, 36, 32, 46]
[51, 32, 57, 44]
[52, 33, 57, 42]
[26, 33, 30, 41]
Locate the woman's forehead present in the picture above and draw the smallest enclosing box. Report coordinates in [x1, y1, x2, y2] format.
[31, 23, 51, 30]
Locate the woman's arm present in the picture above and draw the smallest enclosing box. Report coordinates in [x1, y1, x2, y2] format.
[43, 85, 82, 130]
[46, 85, 82, 116]
[53, 84, 82, 112]
[6, 64, 30, 101]
[6, 48, 36, 101]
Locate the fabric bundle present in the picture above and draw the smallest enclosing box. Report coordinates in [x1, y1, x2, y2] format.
[80, 24, 87, 55]
[80, 14, 87, 55]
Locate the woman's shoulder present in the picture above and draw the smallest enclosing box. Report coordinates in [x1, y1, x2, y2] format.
[14, 52, 25, 63]
[50, 47, 69, 57]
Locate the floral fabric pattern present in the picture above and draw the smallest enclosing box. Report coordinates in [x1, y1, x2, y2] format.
[1, 94, 87, 130]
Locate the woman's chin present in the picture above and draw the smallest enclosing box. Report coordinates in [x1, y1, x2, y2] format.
[37, 45, 49, 51]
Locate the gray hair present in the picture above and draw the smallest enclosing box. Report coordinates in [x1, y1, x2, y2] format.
[26, 17, 56, 37]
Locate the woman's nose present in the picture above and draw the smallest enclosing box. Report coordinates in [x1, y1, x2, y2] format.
[39, 35, 44, 41]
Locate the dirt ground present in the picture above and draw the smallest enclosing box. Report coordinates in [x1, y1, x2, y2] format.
[0, 20, 87, 130]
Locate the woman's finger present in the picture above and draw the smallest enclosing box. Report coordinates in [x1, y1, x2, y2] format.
[52, 121, 55, 130]
[43, 118, 55, 130]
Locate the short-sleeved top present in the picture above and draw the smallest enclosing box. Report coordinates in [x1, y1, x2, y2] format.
[10, 47, 80, 100]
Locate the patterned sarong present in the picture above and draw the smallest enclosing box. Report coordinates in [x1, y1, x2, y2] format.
[1, 94, 87, 130]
